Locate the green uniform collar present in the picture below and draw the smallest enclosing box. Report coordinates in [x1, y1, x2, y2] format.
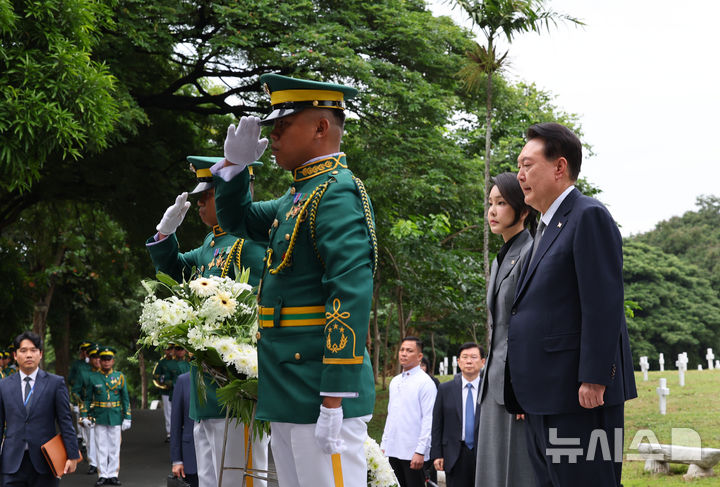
[292, 153, 347, 182]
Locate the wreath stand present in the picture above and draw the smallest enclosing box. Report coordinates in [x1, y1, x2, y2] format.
[217, 401, 277, 486]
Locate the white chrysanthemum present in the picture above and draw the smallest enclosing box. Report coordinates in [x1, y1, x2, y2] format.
[189, 277, 219, 297]
[203, 291, 237, 320]
[229, 342, 258, 378]
[364, 437, 398, 487]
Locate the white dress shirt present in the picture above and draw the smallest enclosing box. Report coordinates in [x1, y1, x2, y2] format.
[19, 368, 39, 401]
[539, 185, 575, 227]
[461, 374, 480, 442]
[19, 367, 39, 450]
[381, 365, 437, 461]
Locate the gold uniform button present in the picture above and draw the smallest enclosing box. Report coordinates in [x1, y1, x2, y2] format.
[273, 219, 279, 228]
[255, 332, 261, 340]
[294, 353, 301, 360]
[331, 170, 339, 175]
[290, 187, 296, 195]
[284, 234, 290, 241]
[210, 241, 215, 247]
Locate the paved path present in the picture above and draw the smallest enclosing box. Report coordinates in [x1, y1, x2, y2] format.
[61, 409, 279, 487]
[63, 409, 171, 487]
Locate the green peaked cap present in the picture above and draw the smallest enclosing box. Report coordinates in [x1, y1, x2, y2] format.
[259, 73, 358, 125]
[187, 156, 262, 194]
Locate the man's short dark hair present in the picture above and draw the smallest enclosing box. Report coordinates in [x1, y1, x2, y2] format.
[328, 108, 346, 129]
[458, 342, 484, 358]
[526, 122, 582, 181]
[401, 336, 423, 353]
[14, 331, 43, 351]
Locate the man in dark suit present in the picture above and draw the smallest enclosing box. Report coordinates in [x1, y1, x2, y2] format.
[0, 331, 80, 486]
[430, 343, 485, 487]
[170, 372, 198, 487]
[507, 123, 637, 486]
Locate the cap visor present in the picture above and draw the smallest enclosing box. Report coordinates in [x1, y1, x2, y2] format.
[190, 182, 212, 194]
[260, 107, 307, 126]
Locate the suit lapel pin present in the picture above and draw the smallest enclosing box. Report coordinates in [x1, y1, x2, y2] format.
[511, 259, 516, 265]
[557, 222, 563, 228]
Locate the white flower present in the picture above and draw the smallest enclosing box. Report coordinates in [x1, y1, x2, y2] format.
[189, 277, 218, 297]
[364, 437, 398, 487]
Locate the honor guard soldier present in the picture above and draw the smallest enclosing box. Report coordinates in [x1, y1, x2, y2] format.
[146, 155, 269, 487]
[4, 344, 18, 375]
[152, 343, 175, 442]
[79, 345, 102, 475]
[72, 342, 98, 465]
[69, 341, 93, 400]
[81, 346, 131, 486]
[212, 74, 378, 487]
[0, 349, 14, 377]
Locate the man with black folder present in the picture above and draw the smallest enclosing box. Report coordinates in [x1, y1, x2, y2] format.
[0, 331, 80, 486]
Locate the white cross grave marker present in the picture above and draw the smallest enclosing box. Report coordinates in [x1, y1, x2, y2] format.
[658, 353, 665, 371]
[451, 355, 457, 375]
[656, 378, 670, 415]
[640, 356, 650, 381]
[676, 353, 688, 387]
[706, 348, 715, 370]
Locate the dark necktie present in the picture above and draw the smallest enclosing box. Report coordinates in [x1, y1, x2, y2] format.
[531, 220, 546, 261]
[24, 376, 32, 411]
[465, 383, 475, 450]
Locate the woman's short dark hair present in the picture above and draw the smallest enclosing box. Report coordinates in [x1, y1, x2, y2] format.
[14, 331, 43, 351]
[491, 172, 539, 235]
[526, 122, 582, 181]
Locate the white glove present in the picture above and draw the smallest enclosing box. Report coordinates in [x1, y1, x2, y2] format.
[80, 418, 93, 428]
[156, 192, 191, 235]
[121, 419, 132, 431]
[224, 116, 268, 170]
[314, 405, 345, 454]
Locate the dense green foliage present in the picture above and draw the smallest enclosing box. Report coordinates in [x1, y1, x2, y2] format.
[6, 0, 715, 407]
[623, 196, 720, 368]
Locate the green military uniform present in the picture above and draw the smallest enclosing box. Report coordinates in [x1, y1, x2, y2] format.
[213, 76, 377, 424]
[152, 354, 175, 396]
[83, 364, 131, 426]
[146, 157, 267, 285]
[68, 341, 93, 401]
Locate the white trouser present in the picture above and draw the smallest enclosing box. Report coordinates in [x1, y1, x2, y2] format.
[271, 417, 369, 487]
[80, 420, 91, 450]
[162, 395, 172, 435]
[193, 418, 269, 487]
[95, 424, 122, 478]
[88, 423, 97, 466]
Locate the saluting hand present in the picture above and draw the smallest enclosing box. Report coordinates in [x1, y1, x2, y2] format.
[156, 193, 191, 237]
[224, 116, 268, 169]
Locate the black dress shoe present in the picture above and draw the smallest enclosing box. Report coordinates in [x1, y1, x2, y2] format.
[107, 478, 122, 485]
[87, 465, 98, 474]
[95, 478, 107, 486]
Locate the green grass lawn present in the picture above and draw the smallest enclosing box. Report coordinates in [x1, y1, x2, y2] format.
[369, 370, 720, 485]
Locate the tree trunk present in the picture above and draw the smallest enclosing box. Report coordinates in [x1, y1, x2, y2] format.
[483, 36, 495, 351]
[52, 312, 71, 377]
[32, 245, 66, 355]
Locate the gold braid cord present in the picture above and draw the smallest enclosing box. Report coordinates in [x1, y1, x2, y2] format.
[221, 239, 244, 278]
[269, 182, 330, 274]
[352, 176, 378, 277]
[308, 181, 333, 268]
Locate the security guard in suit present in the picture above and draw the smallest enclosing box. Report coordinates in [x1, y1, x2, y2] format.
[81, 346, 131, 486]
[213, 74, 377, 487]
[146, 156, 269, 487]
